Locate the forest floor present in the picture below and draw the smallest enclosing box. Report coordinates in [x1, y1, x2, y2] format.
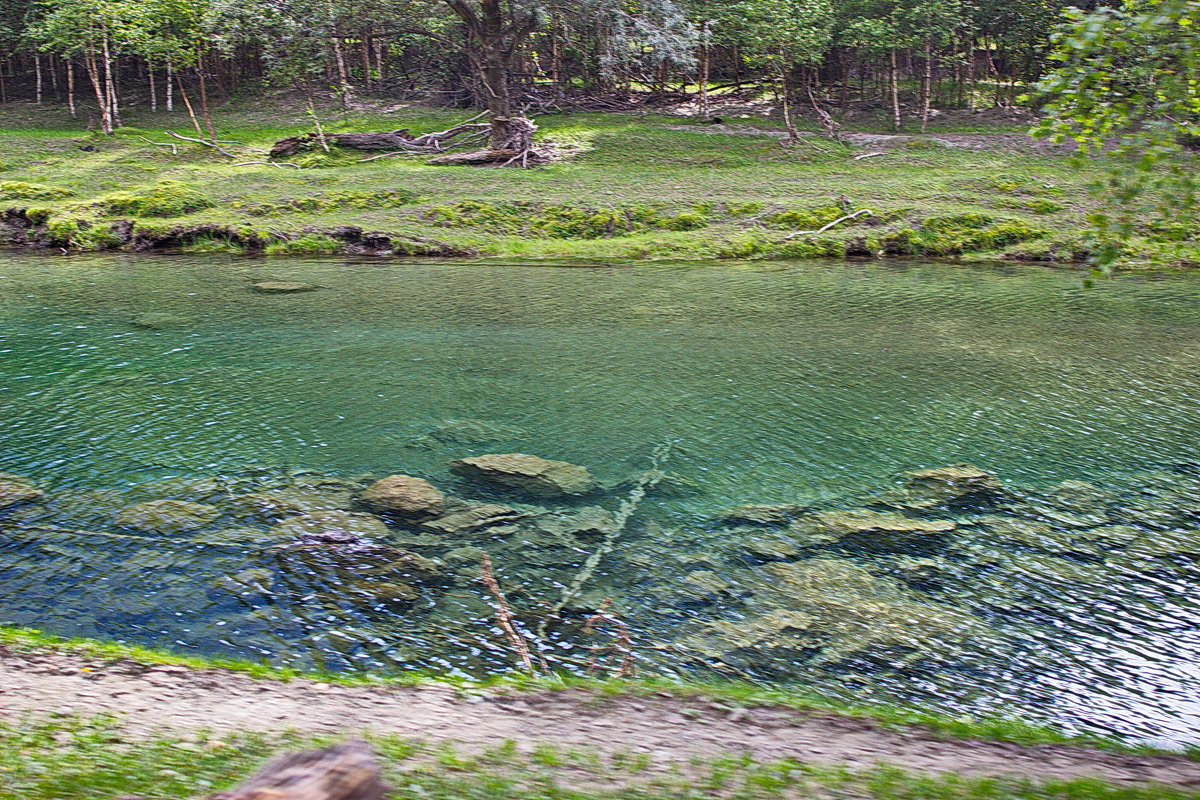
[1, 95, 1195, 268]
[5, 643, 1200, 800]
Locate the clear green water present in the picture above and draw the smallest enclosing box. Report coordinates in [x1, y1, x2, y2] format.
[1, 252, 1199, 743]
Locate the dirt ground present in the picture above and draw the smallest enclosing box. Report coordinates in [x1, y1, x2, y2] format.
[2, 647, 1199, 788]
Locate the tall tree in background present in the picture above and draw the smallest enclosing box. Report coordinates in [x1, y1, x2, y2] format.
[1035, 0, 1200, 267]
[443, 0, 542, 148]
[719, 0, 833, 138]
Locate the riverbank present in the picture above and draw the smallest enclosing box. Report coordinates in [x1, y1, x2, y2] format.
[2, 99, 1195, 269]
[3, 634, 1200, 800]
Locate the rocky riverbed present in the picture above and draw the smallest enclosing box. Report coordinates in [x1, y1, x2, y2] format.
[2, 453, 1200, 738]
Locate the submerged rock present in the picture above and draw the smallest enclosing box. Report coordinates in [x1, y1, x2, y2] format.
[790, 509, 956, 547]
[130, 312, 186, 330]
[251, 281, 318, 294]
[718, 503, 807, 526]
[903, 464, 1003, 506]
[530, 506, 616, 540]
[113, 499, 220, 534]
[425, 418, 529, 444]
[419, 503, 525, 536]
[128, 477, 225, 503]
[270, 510, 390, 541]
[0, 475, 43, 510]
[359, 475, 445, 518]
[226, 486, 354, 522]
[449, 453, 596, 497]
[682, 557, 979, 670]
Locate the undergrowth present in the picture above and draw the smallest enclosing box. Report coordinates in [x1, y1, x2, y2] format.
[0, 714, 1196, 800]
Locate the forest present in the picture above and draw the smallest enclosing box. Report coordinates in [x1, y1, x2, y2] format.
[0, 0, 1101, 137]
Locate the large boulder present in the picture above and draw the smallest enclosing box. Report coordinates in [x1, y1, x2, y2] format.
[114, 499, 221, 534]
[449, 453, 596, 498]
[358, 475, 445, 518]
[0, 474, 43, 510]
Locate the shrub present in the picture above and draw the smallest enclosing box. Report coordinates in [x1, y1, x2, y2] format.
[96, 181, 212, 218]
[660, 212, 708, 231]
[46, 216, 122, 250]
[768, 206, 844, 230]
[0, 181, 74, 201]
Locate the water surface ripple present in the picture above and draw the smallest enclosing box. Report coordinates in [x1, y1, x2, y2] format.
[1, 252, 1198, 744]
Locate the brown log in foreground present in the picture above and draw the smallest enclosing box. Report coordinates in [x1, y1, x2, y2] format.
[210, 738, 389, 800]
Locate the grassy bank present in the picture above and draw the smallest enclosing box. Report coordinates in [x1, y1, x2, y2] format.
[1, 100, 1194, 268]
[2, 713, 1197, 800]
[2, 625, 1192, 761]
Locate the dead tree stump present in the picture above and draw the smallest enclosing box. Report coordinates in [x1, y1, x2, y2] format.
[210, 739, 389, 800]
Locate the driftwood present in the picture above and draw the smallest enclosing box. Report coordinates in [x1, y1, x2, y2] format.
[783, 208, 875, 239]
[211, 739, 389, 800]
[270, 118, 489, 158]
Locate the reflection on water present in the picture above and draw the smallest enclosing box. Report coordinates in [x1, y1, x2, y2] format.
[0, 251, 1198, 744]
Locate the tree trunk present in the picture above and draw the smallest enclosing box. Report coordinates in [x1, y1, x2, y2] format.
[197, 52, 216, 139]
[445, 0, 537, 150]
[166, 59, 174, 111]
[148, 61, 157, 112]
[102, 30, 120, 129]
[34, 54, 42, 104]
[889, 48, 901, 131]
[778, 61, 797, 142]
[920, 36, 933, 133]
[698, 23, 710, 119]
[66, 59, 76, 117]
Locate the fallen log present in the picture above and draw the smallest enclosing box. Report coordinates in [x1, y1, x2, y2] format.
[270, 120, 490, 158]
[211, 739, 389, 800]
[427, 148, 520, 166]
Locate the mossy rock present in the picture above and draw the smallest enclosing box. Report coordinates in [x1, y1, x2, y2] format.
[903, 464, 1004, 506]
[113, 499, 221, 534]
[0, 475, 43, 510]
[250, 281, 319, 294]
[682, 557, 980, 669]
[789, 509, 957, 549]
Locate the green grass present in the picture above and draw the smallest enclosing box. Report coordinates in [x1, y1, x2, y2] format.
[3, 624, 1195, 761]
[1, 98, 1191, 267]
[1, 714, 1197, 800]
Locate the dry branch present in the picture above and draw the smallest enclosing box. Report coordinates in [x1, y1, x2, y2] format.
[853, 151, 888, 160]
[783, 209, 874, 239]
[537, 441, 673, 638]
[164, 129, 237, 158]
[233, 161, 303, 169]
[481, 554, 538, 674]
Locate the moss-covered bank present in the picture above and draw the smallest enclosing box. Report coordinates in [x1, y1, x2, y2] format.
[2, 101, 1196, 268]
